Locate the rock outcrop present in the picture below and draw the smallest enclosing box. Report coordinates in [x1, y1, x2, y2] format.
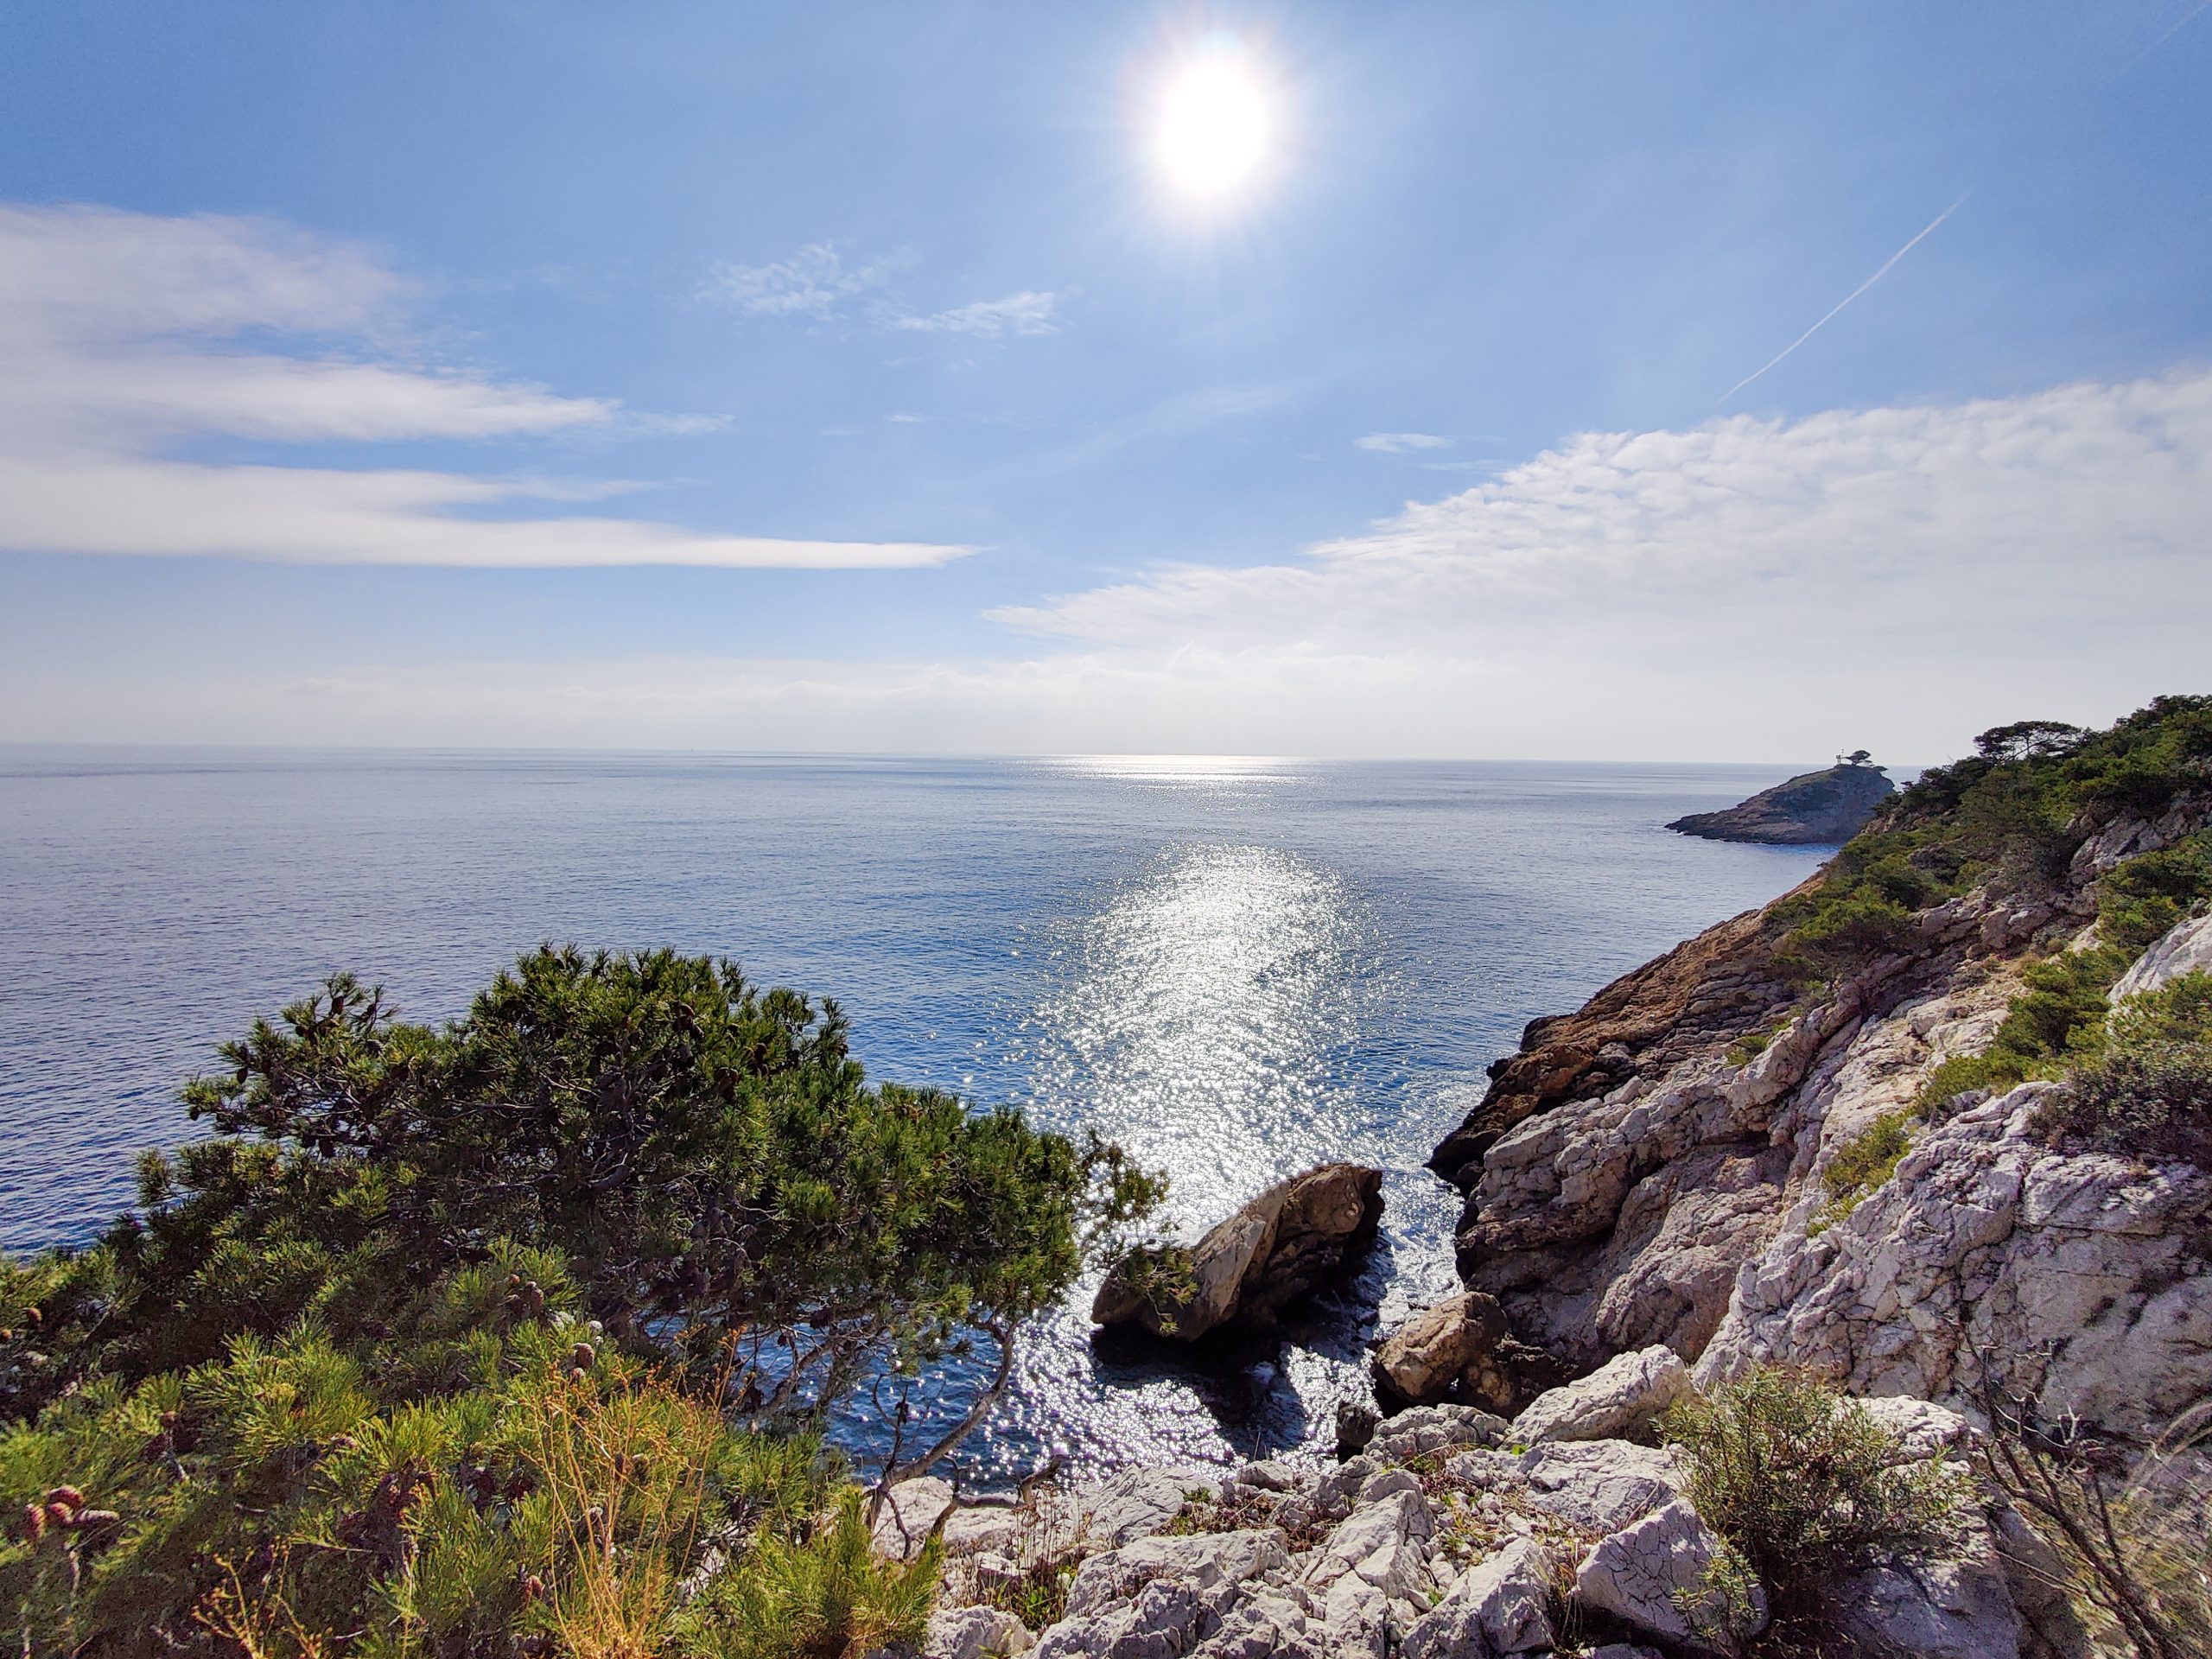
[1699, 1081, 2212, 1438]
[1368, 1290, 1567, 1414]
[1510, 1344, 1690, 1446]
[1092, 1163, 1382, 1341]
[1421, 779, 2210, 1441]
[1667, 760, 1895, 845]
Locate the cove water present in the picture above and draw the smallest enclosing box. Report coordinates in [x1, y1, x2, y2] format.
[0, 749, 1827, 1483]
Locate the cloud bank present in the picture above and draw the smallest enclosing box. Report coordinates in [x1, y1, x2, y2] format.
[0, 206, 969, 569]
[995, 370, 2212, 660]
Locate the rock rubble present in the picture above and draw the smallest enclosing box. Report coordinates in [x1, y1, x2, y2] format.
[901, 1395, 2025, 1659]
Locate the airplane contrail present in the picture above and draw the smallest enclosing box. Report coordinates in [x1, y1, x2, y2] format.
[1718, 194, 1970, 407]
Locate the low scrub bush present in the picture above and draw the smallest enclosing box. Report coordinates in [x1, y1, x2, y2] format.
[1809, 1112, 1915, 1231]
[678, 1488, 939, 1659]
[2036, 971, 2212, 1164]
[1978, 1378, 2212, 1659]
[1912, 945, 2135, 1119]
[2100, 830, 2212, 956]
[1665, 1366, 1967, 1649]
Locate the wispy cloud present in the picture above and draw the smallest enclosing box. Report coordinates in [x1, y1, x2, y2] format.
[699, 241, 912, 320]
[1354, 431, 1452, 454]
[705, 241, 1061, 340]
[890, 289, 1060, 338]
[1719, 196, 1969, 405]
[0, 205, 969, 569]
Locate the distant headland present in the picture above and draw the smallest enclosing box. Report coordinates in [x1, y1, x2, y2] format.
[1667, 750, 1894, 845]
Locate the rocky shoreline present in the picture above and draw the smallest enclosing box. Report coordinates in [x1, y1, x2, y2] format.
[888, 707, 2212, 1659]
[1425, 792, 2212, 1442]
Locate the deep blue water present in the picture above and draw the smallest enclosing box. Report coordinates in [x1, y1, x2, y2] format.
[0, 749, 1827, 1479]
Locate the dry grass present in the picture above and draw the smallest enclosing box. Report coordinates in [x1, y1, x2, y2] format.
[1980, 1386, 2212, 1659]
[527, 1375, 725, 1659]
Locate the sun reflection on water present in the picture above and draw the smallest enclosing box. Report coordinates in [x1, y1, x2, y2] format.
[937, 840, 1429, 1483]
[1035, 843, 1385, 1226]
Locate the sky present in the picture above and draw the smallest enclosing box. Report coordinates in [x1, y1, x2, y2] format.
[0, 1, 2207, 762]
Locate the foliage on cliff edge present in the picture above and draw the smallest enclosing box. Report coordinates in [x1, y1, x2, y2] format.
[1770, 695, 2212, 975]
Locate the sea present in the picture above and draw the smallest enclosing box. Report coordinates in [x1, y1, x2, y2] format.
[0, 748, 1832, 1484]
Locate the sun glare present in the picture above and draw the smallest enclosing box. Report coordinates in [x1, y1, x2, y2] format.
[1151, 40, 1275, 204]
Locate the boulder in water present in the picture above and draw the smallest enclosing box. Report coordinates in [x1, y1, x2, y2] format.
[1091, 1162, 1382, 1342]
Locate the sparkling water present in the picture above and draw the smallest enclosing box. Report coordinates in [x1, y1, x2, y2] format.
[0, 748, 1825, 1479]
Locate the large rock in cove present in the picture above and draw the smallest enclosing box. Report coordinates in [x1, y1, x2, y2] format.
[1091, 1162, 1382, 1341]
[1668, 760, 1893, 845]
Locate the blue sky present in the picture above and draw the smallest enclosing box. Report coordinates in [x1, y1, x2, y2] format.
[1, 1, 2208, 758]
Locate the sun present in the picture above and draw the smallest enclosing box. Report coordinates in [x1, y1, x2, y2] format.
[1150, 38, 1276, 204]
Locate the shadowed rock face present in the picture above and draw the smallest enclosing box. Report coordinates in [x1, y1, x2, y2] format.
[1668, 762, 1894, 845]
[1092, 1162, 1383, 1342]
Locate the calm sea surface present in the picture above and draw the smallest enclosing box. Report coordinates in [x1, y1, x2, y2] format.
[0, 749, 1829, 1482]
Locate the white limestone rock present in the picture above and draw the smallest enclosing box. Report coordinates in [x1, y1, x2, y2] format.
[1573, 1497, 1767, 1650]
[1700, 1084, 2212, 1439]
[1859, 1395, 1975, 1464]
[871, 1477, 957, 1561]
[1397, 1538, 1554, 1659]
[941, 1506, 1027, 1555]
[1033, 1529, 1291, 1659]
[1223, 1459, 1311, 1495]
[1824, 1531, 2022, 1659]
[1077, 1467, 1207, 1549]
[925, 1605, 1035, 1659]
[2113, 910, 2212, 1001]
[1512, 1344, 1690, 1444]
[1365, 1402, 1510, 1465]
[1516, 1439, 1684, 1534]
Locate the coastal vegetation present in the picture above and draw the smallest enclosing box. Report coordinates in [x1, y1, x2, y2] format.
[1, 948, 1160, 1656]
[1770, 695, 2212, 977]
[1753, 697, 2212, 1217]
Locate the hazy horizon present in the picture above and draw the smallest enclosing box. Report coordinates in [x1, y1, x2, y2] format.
[2, 4, 2207, 760]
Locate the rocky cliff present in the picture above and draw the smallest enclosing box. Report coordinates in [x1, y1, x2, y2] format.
[1428, 702, 2212, 1443]
[1668, 760, 1895, 844]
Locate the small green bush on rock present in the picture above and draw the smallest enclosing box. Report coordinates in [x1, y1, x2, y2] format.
[1809, 1113, 1916, 1232]
[1666, 1366, 1967, 1648]
[2036, 972, 2212, 1165]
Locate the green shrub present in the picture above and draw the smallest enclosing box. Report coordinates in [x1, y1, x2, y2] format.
[19, 949, 1161, 1451]
[1666, 1367, 1967, 1646]
[2036, 972, 2212, 1164]
[1914, 1052, 2025, 1119]
[2099, 831, 2212, 956]
[1809, 1112, 1916, 1231]
[681, 1487, 940, 1659]
[1725, 1020, 1789, 1067]
[1910, 945, 2133, 1119]
[0, 1318, 831, 1657]
[0, 949, 1166, 1656]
